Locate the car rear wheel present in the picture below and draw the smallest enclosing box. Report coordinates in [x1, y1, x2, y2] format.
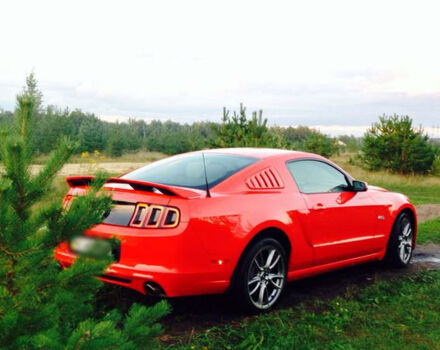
[385, 212, 414, 267]
[233, 238, 287, 312]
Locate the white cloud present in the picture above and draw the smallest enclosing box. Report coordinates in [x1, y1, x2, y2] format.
[1, 0, 439, 127]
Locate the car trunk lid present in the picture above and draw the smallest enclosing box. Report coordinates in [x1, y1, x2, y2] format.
[65, 176, 203, 227]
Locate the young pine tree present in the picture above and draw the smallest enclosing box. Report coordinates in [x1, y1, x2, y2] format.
[361, 114, 435, 174]
[214, 104, 282, 148]
[0, 95, 169, 349]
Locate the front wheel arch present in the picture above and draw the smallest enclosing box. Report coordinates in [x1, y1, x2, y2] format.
[387, 207, 417, 246]
[384, 209, 416, 267]
[401, 208, 416, 234]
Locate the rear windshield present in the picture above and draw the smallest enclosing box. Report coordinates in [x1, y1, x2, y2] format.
[121, 153, 258, 190]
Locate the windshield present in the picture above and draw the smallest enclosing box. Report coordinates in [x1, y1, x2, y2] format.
[121, 153, 258, 190]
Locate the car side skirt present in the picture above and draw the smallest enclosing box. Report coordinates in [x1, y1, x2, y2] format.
[288, 250, 385, 281]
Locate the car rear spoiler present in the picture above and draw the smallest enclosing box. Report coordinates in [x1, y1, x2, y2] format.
[66, 176, 204, 199]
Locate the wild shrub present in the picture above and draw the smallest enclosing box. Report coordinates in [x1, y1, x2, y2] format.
[304, 133, 337, 158]
[361, 114, 435, 174]
[431, 155, 440, 176]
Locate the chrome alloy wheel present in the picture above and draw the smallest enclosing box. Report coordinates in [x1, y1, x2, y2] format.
[247, 246, 286, 310]
[398, 218, 413, 264]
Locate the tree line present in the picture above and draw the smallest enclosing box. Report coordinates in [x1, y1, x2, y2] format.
[0, 73, 353, 159]
[0, 103, 349, 158]
[1, 73, 438, 174]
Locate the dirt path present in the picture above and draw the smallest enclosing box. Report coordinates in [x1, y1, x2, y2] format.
[164, 244, 440, 338]
[29, 162, 146, 177]
[415, 204, 440, 222]
[98, 243, 440, 343]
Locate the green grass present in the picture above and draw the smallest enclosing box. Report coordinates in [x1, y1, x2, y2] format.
[167, 271, 440, 349]
[331, 154, 440, 205]
[418, 217, 440, 244]
[374, 182, 440, 205]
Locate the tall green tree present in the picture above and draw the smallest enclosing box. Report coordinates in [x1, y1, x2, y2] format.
[78, 116, 105, 152]
[22, 71, 43, 114]
[107, 126, 125, 157]
[214, 104, 282, 148]
[0, 95, 169, 349]
[361, 114, 435, 174]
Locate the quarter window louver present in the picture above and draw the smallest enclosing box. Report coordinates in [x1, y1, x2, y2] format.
[246, 167, 284, 190]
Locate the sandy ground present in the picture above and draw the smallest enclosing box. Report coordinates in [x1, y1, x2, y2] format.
[415, 204, 440, 222]
[29, 162, 146, 177]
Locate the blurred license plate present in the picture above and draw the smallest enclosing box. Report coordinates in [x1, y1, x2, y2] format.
[70, 236, 112, 258]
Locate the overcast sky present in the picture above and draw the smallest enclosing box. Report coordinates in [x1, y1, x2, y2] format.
[1, 0, 439, 136]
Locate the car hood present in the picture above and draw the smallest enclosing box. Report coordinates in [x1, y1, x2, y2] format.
[368, 185, 389, 192]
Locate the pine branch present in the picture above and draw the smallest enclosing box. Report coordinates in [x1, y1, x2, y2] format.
[16, 95, 34, 158]
[28, 137, 75, 204]
[0, 81, 169, 349]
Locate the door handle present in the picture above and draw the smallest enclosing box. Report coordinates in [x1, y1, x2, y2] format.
[312, 203, 325, 210]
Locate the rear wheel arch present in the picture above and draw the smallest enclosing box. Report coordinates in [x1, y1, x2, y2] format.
[228, 227, 292, 292]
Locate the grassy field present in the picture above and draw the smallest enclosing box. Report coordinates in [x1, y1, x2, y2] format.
[165, 270, 440, 350]
[418, 217, 440, 244]
[331, 154, 440, 205]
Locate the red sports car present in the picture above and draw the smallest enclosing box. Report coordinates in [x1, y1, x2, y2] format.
[55, 148, 417, 311]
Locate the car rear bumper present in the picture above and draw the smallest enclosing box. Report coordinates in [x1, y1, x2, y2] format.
[54, 238, 230, 297]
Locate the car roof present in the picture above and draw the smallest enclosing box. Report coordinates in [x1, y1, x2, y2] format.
[199, 147, 317, 160]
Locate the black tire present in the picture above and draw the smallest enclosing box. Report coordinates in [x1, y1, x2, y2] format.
[231, 237, 287, 312]
[384, 212, 415, 268]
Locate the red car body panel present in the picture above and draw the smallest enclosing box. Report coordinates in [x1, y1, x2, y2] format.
[54, 149, 417, 297]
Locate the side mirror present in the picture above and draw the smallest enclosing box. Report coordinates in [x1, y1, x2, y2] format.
[351, 180, 368, 192]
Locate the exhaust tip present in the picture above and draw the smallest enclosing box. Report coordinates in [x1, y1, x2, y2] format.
[144, 281, 166, 297]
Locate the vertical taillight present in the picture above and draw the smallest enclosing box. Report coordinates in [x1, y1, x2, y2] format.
[129, 204, 179, 228]
[162, 208, 179, 228]
[130, 204, 148, 227]
[147, 205, 163, 227]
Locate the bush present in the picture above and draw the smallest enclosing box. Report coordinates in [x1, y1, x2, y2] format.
[304, 133, 337, 158]
[361, 114, 435, 174]
[431, 155, 440, 176]
[0, 95, 169, 349]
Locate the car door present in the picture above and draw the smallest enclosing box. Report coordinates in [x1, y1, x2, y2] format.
[286, 159, 385, 266]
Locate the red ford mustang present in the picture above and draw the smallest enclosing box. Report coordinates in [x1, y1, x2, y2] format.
[55, 148, 417, 311]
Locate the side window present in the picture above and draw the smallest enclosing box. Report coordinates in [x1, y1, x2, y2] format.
[287, 160, 350, 194]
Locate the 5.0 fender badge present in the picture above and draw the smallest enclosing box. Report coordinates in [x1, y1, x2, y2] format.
[377, 215, 385, 220]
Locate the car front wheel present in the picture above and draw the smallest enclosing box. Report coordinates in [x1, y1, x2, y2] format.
[385, 212, 415, 267]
